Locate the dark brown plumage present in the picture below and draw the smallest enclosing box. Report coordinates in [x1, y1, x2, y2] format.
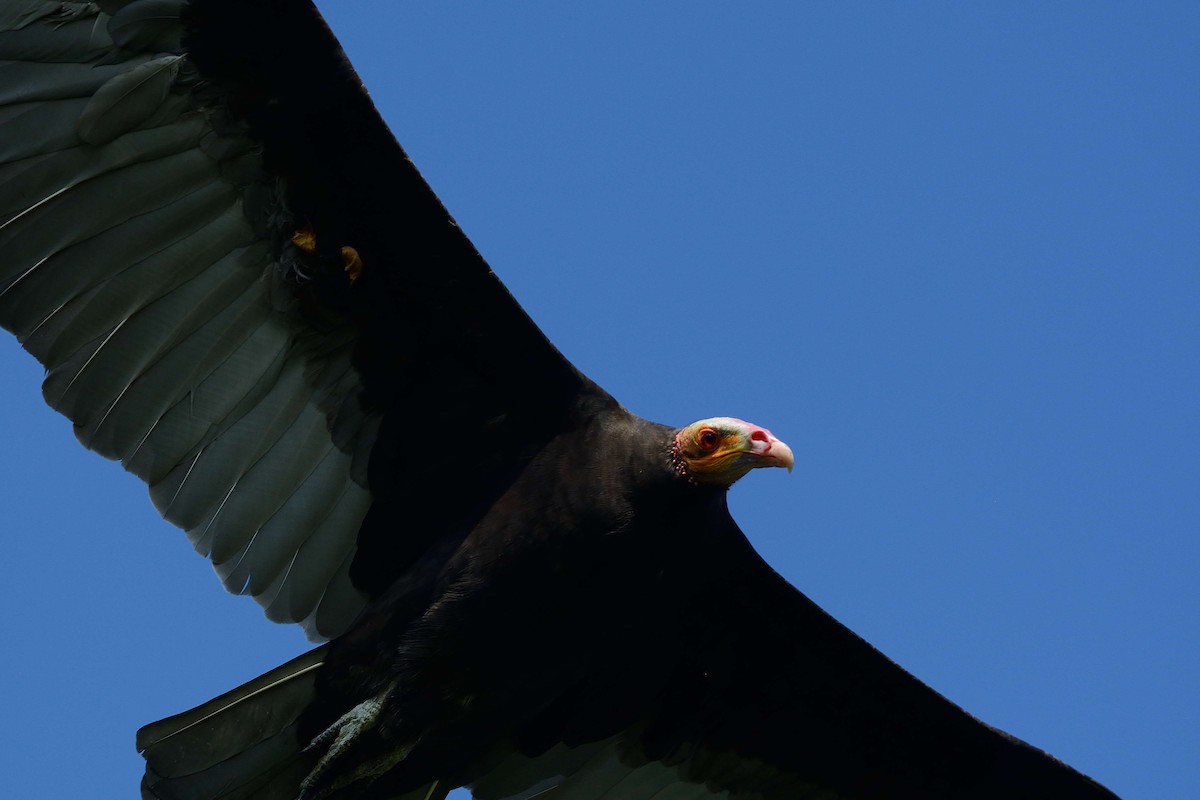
[0, 2, 1118, 798]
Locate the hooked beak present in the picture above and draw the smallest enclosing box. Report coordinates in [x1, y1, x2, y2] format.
[746, 429, 794, 473]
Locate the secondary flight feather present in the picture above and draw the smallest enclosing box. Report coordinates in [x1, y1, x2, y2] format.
[0, 2, 1118, 798]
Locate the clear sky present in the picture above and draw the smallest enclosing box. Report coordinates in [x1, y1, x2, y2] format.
[1, 3, 1196, 799]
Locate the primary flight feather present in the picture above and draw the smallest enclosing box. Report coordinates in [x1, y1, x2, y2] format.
[0, 2, 1118, 798]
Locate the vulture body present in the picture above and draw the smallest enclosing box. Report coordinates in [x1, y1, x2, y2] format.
[0, 2, 1118, 799]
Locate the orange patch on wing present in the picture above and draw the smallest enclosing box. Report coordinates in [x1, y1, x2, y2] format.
[341, 246, 364, 285]
[291, 223, 318, 253]
[291, 224, 363, 286]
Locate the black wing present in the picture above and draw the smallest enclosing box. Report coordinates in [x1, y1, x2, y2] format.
[471, 514, 1119, 800]
[133, 497, 1119, 800]
[0, 0, 596, 639]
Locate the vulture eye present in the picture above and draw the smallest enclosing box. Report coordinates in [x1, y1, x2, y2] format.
[698, 429, 719, 451]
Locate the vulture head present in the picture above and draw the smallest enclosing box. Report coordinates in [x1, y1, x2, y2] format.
[672, 417, 794, 487]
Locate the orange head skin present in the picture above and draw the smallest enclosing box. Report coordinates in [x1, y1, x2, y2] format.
[672, 417, 794, 487]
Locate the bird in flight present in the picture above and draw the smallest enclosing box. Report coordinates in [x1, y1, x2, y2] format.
[0, 2, 1118, 798]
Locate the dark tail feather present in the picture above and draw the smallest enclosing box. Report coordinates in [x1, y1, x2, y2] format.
[137, 646, 329, 800]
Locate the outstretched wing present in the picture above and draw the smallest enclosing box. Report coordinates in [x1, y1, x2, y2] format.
[472, 521, 1119, 800]
[0, 0, 593, 639]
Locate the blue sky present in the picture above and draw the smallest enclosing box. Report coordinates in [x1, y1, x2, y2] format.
[1, 3, 1196, 798]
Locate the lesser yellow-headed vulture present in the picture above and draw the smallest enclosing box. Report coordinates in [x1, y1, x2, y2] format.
[0, 2, 1118, 799]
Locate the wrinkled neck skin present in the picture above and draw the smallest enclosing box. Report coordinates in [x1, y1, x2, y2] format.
[308, 406, 756, 796]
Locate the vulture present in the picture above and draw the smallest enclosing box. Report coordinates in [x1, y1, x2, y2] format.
[0, 2, 1119, 799]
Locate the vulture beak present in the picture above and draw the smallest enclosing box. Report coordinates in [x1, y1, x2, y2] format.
[745, 427, 794, 473]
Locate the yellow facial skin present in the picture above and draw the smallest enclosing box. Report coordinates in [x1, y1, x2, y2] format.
[674, 417, 794, 487]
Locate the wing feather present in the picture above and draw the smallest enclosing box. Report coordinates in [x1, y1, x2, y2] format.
[120, 270, 285, 479]
[0, 12, 111, 61]
[0, 56, 142, 103]
[472, 740, 729, 800]
[0, 130, 210, 264]
[0, 97, 91, 160]
[206, 409, 343, 574]
[0, 115, 204, 232]
[217, 442, 352, 597]
[262, 503, 367, 636]
[0, 0, 589, 644]
[77, 54, 181, 144]
[39, 227, 255, 421]
[107, 0, 184, 53]
[0, 181, 236, 341]
[0, 6, 374, 639]
[151, 356, 312, 534]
